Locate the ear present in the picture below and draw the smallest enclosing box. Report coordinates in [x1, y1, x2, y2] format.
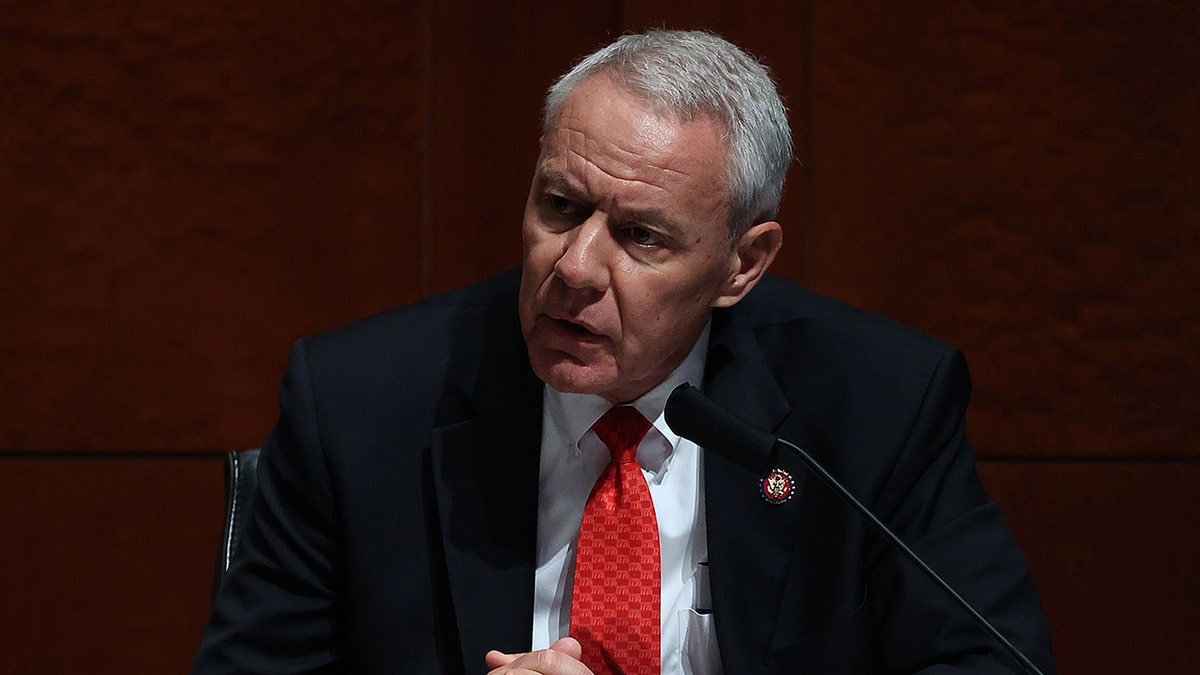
[711, 221, 782, 308]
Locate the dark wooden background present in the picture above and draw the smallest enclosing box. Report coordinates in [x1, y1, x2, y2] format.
[2, 1, 1196, 672]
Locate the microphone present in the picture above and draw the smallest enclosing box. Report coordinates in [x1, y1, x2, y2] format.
[664, 384, 1046, 675]
[663, 382, 778, 473]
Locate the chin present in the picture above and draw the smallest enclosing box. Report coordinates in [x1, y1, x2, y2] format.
[530, 355, 614, 397]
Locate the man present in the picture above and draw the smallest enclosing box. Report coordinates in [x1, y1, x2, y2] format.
[193, 30, 1055, 674]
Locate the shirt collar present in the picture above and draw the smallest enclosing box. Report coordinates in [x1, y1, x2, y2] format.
[544, 322, 710, 474]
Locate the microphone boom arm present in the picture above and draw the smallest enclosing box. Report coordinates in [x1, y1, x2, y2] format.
[776, 436, 1045, 675]
[664, 384, 1045, 675]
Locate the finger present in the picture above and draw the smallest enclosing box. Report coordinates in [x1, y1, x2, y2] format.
[485, 649, 520, 669]
[547, 636, 582, 660]
[485, 646, 592, 674]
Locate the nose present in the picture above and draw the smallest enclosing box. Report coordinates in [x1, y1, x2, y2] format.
[553, 213, 611, 291]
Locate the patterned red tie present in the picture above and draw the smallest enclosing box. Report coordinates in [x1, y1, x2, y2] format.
[571, 406, 660, 675]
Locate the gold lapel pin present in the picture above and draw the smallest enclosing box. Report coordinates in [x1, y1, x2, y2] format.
[759, 468, 795, 505]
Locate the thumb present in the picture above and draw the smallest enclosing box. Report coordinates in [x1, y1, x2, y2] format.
[549, 636, 583, 660]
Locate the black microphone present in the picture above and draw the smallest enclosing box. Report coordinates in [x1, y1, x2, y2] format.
[664, 384, 1046, 675]
[663, 383, 778, 473]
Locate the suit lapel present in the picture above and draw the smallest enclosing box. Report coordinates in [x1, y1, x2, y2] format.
[430, 408, 540, 671]
[427, 281, 545, 672]
[703, 308, 812, 673]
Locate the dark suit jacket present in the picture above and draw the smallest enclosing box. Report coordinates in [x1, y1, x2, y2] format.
[192, 269, 1055, 674]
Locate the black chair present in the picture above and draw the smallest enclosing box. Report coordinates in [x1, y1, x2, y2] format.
[211, 448, 261, 598]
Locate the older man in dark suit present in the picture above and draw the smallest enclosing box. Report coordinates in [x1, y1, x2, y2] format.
[192, 30, 1055, 674]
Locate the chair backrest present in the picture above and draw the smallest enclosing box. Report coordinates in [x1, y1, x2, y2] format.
[211, 448, 261, 598]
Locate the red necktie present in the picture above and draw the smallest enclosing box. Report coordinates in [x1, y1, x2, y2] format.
[570, 406, 660, 675]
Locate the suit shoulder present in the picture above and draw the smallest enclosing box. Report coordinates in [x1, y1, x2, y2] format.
[302, 268, 521, 356]
[740, 275, 951, 358]
[282, 269, 522, 404]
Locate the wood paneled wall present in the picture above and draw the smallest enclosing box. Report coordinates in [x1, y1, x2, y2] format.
[2, 1, 1196, 672]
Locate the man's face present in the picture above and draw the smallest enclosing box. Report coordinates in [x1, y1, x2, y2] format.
[518, 75, 747, 403]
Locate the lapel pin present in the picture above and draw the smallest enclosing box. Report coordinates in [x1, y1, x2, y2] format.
[759, 468, 795, 505]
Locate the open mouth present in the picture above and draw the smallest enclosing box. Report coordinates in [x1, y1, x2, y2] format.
[558, 318, 594, 335]
[547, 315, 604, 342]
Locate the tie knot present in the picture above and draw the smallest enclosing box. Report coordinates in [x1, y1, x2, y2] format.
[592, 406, 652, 463]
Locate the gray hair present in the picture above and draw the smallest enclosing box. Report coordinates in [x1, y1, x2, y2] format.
[543, 30, 793, 239]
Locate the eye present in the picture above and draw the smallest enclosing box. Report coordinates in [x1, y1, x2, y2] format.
[625, 226, 661, 247]
[548, 194, 581, 216]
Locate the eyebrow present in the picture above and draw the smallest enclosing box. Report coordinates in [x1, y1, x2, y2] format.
[624, 207, 681, 237]
[537, 169, 685, 238]
[539, 169, 586, 202]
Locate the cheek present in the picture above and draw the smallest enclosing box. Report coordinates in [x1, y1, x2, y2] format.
[616, 282, 715, 346]
[620, 292, 694, 342]
[522, 226, 562, 271]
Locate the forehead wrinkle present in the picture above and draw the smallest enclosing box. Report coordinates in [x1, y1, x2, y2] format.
[564, 147, 673, 195]
[544, 99, 726, 237]
[555, 111, 696, 186]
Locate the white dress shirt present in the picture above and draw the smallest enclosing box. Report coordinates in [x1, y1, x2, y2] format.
[532, 324, 722, 674]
